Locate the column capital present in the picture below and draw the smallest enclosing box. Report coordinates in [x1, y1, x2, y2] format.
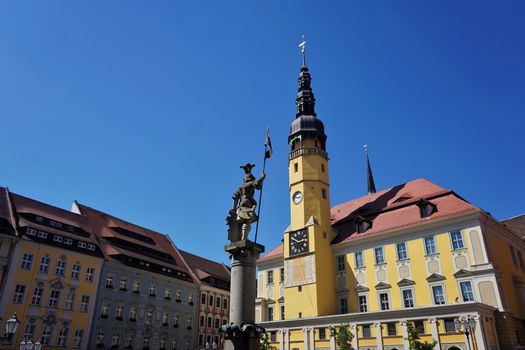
[374, 322, 382, 328]
[429, 318, 438, 323]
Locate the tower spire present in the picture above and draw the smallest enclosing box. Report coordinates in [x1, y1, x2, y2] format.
[364, 145, 377, 194]
[295, 35, 316, 117]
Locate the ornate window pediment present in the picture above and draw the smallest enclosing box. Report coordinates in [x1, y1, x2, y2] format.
[375, 282, 391, 290]
[453, 269, 472, 278]
[355, 285, 369, 293]
[397, 278, 415, 287]
[49, 278, 65, 289]
[426, 273, 446, 282]
[42, 311, 57, 325]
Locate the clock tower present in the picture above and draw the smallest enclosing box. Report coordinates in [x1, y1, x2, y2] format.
[283, 45, 336, 318]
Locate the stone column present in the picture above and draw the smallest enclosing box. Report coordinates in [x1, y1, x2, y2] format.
[401, 321, 410, 350]
[329, 325, 336, 350]
[303, 328, 309, 350]
[309, 327, 315, 350]
[429, 318, 441, 349]
[284, 329, 290, 350]
[473, 315, 486, 350]
[350, 324, 358, 350]
[375, 323, 383, 350]
[223, 240, 265, 350]
[279, 330, 284, 350]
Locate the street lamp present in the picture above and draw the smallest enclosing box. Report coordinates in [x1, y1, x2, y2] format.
[454, 316, 477, 350]
[19, 339, 41, 350]
[3, 313, 20, 343]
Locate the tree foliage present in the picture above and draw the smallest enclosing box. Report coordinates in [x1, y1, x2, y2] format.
[406, 322, 437, 350]
[330, 324, 354, 350]
[260, 332, 275, 350]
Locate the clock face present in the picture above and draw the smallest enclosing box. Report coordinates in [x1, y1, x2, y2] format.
[292, 191, 303, 204]
[289, 229, 309, 256]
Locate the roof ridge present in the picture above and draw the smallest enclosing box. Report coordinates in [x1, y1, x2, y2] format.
[76, 201, 168, 239]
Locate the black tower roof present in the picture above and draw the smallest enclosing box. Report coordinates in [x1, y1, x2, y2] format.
[289, 61, 327, 150]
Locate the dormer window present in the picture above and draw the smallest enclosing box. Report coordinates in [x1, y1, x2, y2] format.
[356, 217, 371, 234]
[417, 200, 436, 218]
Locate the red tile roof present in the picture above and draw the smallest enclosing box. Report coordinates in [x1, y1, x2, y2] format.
[7, 190, 99, 246]
[258, 178, 481, 261]
[179, 250, 230, 283]
[75, 202, 193, 278]
[257, 243, 283, 263]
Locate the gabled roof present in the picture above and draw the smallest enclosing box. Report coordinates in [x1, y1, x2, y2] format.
[179, 249, 230, 284]
[74, 202, 193, 281]
[258, 178, 481, 261]
[3, 189, 102, 257]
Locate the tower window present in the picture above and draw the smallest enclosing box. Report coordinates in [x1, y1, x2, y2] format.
[322, 188, 327, 199]
[294, 163, 298, 172]
[321, 163, 325, 172]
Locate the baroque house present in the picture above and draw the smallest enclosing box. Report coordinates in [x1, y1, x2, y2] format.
[256, 57, 525, 350]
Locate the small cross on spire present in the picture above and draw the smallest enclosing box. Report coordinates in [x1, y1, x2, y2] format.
[299, 35, 307, 67]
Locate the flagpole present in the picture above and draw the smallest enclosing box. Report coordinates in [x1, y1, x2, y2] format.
[254, 128, 270, 243]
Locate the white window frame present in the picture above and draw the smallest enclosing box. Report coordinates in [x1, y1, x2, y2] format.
[450, 231, 465, 250]
[39, 256, 51, 273]
[336, 255, 346, 272]
[31, 287, 44, 305]
[458, 279, 475, 302]
[85, 267, 95, 282]
[37, 231, 48, 239]
[55, 258, 66, 276]
[358, 293, 368, 312]
[20, 253, 34, 270]
[13, 284, 26, 303]
[71, 263, 81, 280]
[64, 238, 73, 245]
[80, 295, 90, 312]
[424, 236, 437, 255]
[430, 283, 446, 305]
[57, 325, 69, 346]
[72, 329, 84, 348]
[53, 235, 63, 243]
[65, 291, 75, 310]
[401, 287, 415, 308]
[378, 291, 391, 310]
[48, 289, 61, 308]
[374, 247, 385, 265]
[355, 251, 364, 268]
[396, 242, 408, 260]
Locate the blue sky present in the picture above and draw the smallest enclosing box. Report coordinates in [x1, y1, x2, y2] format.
[1, 1, 524, 263]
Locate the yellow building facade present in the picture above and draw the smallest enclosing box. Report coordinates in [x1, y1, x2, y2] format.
[0, 189, 104, 349]
[256, 59, 525, 350]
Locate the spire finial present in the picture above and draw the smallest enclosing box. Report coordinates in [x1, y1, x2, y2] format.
[364, 144, 377, 194]
[299, 35, 307, 67]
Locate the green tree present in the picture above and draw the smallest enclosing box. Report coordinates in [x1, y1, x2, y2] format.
[330, 324, 354, 350]
[407, 322, 437, 350]
[260, 332, 275, 350]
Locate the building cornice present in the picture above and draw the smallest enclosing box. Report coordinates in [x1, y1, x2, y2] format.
[260, 302, 496, 329]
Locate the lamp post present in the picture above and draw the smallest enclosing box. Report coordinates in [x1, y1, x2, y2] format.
[2, 313, 20, 344]
[454, 316, 477, 350]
